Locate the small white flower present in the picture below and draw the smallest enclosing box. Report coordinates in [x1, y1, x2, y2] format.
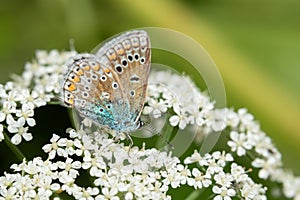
[5, 89, 23, 103]
[225, 109, 239, 128]
[20, 89, 47, 107]
[7, 116, 32, 145]
[97, 187, 119, 200]
[42, 134, 61, 159]
[214, 172, 233, 188]
[227, 131, 252, 156]
[73, 187, 99, 200]
[176, 164, 191, 185]
[252, 157, 280, 179]
[143, 98, 168, 118]
[184, 150, 211, 167]
[188, 168, 211, 189]
[237, 108, 259, 133]
[212, 151, 233, 167]
[230, 163, 248, 183]
[15, 102, 36, 127]
[211, 109, 227, 132]
[58, 158, 81, 178]
[207, 158, 223, 175]
[0, 101, 17, 122]
[212, 185, 236, 200]
[161, 168, 181, 189]
[169, 111, 189, 129]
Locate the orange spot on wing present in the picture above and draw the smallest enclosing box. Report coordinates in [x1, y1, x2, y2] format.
[66, 97, 74, 106]
[73, 68, 84, 76]
[104, 68, 110, 73]
[69, 75, 80, 82]
[108, 54, 116, 60]
[92, 64, 100, 71]
[116, 48, 125, 55]
[65, 83, 76, 91]
[83, 65, 90, 71]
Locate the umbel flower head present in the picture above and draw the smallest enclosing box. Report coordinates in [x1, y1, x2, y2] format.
[0, 50, 299, 199]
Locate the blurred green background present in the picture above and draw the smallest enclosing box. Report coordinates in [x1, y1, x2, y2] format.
[0, 0, 299, 179]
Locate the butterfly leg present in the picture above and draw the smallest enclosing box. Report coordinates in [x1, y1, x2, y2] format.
[125, 133, 133, 148]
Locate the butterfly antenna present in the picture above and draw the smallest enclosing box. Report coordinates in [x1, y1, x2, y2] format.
[69, 38, 76, 52]
[142, 117, 174, 150]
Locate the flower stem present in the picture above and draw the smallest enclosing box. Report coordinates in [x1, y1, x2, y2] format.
[3, 131, 26, 161]
[67, 108, 78, 130]
[185, 189, 204, 200]
[48, 101, 63, 105]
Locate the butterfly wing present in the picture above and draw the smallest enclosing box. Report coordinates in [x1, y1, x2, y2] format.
[96, 30, 151, 125]
[62, 54, 127, 129]
[62, 30, 151, 132]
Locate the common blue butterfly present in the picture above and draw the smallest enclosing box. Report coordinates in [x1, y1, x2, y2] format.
[62, 30, 151, 140]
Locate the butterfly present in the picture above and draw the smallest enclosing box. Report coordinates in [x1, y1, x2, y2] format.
[62, 30, 151, 141]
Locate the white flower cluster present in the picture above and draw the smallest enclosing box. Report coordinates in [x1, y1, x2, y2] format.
[145, 70, 300, 199]
[0, 127, 265, 199]
[0, 50, 299, 199]
[184, 151, 267, 200]
[144, 71, 214, 130]
[0, 50, 77, 145]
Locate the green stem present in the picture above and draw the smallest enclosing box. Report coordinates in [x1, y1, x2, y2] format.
[47, 101, 63, 105]
[185, 189, 204, 200]
[3, 131, 26, 161]
[67, 108, 78, 130]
